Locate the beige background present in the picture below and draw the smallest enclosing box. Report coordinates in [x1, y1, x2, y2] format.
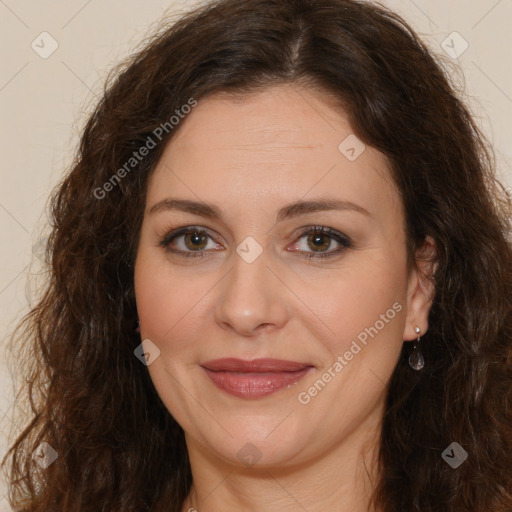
[1, 0, 511, 508]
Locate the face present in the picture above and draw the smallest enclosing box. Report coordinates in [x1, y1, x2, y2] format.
[134, 84, 430, 469]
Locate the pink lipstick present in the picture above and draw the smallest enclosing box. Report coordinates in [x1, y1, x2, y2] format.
[200, 358, 314, 399]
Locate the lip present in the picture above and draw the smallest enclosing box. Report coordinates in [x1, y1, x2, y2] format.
[200, 358, 314, 399]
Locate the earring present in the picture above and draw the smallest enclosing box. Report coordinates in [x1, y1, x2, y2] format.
[135, 320, 140, 333]
[409, 326, 425, 370]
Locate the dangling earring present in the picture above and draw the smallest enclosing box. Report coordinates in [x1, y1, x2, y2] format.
[135, 320, 140, 333]
[409, 326, 425, 370]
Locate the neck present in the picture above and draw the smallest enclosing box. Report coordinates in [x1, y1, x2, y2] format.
[181, 409, 383, 512]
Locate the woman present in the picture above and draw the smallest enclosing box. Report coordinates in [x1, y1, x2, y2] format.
[3, 0, 512, 510]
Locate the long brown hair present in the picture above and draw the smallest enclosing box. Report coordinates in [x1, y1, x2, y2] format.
[3, 0, 512, 510]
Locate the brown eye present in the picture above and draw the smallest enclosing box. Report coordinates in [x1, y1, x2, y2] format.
[160, 226, 222, 258]
[307, 232, 332, 252]
[183, 231, 208, 251]
[291, 226, 352, 260]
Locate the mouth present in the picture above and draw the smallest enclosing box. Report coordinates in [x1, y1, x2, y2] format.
[200, 358, 315, 399]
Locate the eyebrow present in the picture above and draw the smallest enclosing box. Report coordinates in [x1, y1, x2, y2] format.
[148, 197, 371, 221]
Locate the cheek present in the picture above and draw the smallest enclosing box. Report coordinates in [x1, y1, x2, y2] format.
[134, 251, 204, 347]
[306, 250, 408, 368]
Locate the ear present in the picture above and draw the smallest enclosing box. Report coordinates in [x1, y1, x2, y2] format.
[403, 235, 437, 341]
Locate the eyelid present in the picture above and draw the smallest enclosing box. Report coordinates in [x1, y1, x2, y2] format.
[159, 225, 222, 248]
[159, 224, 352, 259]
[290, 225, 352, 259]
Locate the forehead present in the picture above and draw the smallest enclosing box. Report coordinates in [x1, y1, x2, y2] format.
[146, 84, 399, 222]
[170, 85, 351, 156]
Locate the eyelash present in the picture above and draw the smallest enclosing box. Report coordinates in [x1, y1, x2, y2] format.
[159, 225, 352, 260]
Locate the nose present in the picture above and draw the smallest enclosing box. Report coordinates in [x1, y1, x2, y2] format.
[213, 244, 290, 337]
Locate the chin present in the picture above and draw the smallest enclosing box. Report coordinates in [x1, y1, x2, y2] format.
[188, 415, 315, 469]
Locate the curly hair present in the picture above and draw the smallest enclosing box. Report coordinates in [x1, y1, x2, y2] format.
[3, 0, 512, 510]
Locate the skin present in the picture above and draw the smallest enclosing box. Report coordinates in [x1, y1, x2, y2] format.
[134, 83, 435, 512]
